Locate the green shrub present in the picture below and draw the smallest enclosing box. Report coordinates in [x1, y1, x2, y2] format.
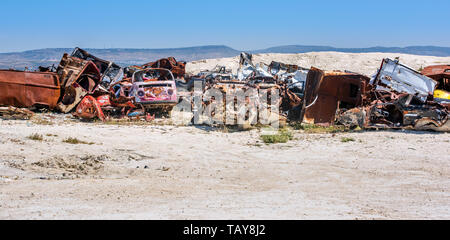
[27, 133, 43, 141]
[62, 137, 94, 145]
[261, 128, 294, 144]
[341, 137, 355, 143]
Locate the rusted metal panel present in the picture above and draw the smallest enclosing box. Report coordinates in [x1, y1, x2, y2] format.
[299, 67, 323, 123]
[422, 65, 450, 77]
[57, 53, 89, 87]
[422, 65, 450, 92]
[0, 70, 60, 109]
[303, 95, 338, 125]
[142, 57, 186, 79]
[56, 54, 101, 113]
[316, 71, 368, 106]
[300, 68, 369, 125]
[74, 95, 106, 121]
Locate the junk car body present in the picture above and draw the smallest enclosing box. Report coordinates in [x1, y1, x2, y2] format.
[130, 68, 178, 110]
[0, 70, 60, 109]
[142, 57, 186, 80]
[371, 58, 437, 102]
[71, 47, 123, 88]
[337, 59, 449, 131]
[299, 68, 370, 126]
[56, 53, 102, 113]
[421, 65, 450, 105]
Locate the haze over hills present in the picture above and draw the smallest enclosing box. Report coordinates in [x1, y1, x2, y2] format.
[1, 45, 450, 70]
[253, 45, 450, 57]
[0, 46, 240, 70]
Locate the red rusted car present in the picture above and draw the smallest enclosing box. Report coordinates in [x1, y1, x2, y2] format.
[0, 70, 60, 109]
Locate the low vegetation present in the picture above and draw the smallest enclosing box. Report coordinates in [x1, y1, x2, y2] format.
[27, 133, 44, 141]
[341, 137, 356, 143]
[290, 123, 346, 134]
[31, 118, 54, 125]
[100, 119, 173, 126]
[62, 137, 94, 145]
[261, 128, 294, 144]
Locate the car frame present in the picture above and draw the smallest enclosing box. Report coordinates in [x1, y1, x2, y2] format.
[130, 68, 178, 110]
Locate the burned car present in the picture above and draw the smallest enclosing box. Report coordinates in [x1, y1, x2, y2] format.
[0, 70, 61, 109]
[130, 68, 178, 111]
[368, 93, 448, 130]
[187, 54, 303, 126]
[56, 53, 102, 113]
[337, 59, 449, 131]
[237, 52, 274, 83]
[71, 47, 123, 89]
[299, 68, 370, 126]
[237, 53, 307, 98]
[267, 61, 309, 98]
[142, 57, 186, 80]
[421, 65, 450, 105]
[178, 66, 233, 97]
[371, 58, 437, 102]
[196, 65, 233, 82]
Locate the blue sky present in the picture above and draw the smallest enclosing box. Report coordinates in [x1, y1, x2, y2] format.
[1, 0, 449, 52]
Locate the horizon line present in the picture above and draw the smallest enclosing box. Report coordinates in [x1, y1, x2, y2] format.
[1, 44, 450, 54]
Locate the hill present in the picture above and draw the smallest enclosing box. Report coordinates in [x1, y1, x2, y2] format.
[0, 45, 240, 69]
[1, 45, 450, 70]
[253, 45, 450, 57]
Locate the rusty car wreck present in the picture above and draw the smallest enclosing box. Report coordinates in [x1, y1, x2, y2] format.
[421, 65, 450, 110]
[335, 59, 449, 131]
[299, 68, 370, 126]
[56, 53, 102, 113]
[0, 70, 61, 110]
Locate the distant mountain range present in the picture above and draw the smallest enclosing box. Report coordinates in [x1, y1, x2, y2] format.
[253, 45, 450, 57]
[1, 45, 449, 70]
[0, 46, 240, 70]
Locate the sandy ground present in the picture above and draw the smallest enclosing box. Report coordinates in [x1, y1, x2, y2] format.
[187, 52, 450, 76]
[0, 114, 449, 220]
[1, 52, 450, 219]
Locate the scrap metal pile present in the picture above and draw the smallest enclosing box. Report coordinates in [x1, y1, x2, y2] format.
[336, 59, 450, 131]
[0, 48, 181, 122]
[0, 48, 449, 131]
[181, 53, 303, 126]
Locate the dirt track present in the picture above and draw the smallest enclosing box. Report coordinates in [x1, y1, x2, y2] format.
[1, 114, 449, 219]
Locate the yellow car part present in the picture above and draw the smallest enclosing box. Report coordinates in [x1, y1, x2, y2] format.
[434, 89, 450, 101]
